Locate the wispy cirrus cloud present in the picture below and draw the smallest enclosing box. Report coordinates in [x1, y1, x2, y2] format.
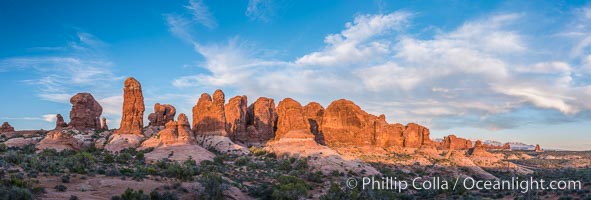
[245, 0, 275, 22]
[185, 0, 217, 29]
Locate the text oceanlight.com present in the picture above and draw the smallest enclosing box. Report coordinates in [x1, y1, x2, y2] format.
[346, 177, 582, 193]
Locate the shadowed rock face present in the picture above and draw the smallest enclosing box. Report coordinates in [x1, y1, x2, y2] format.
[148, 103, 176, 127]
[302, 102, 325, 145]
[234, 97, 277, 145]
[116, 77, 145, 135]
[321, 99, 434, 148]
[192, 90, 227, 136]
[68, 93, 103, 130]
[225, 96, 248, 140]
[0, 122, 15, 133]
[275, 98, 311, 140]
[55, 114, 68, 129]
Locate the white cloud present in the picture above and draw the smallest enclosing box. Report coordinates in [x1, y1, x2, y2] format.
[167, 10, 591, 131]
[185, 0, 217, 29]
[42, 114, 57, 123]
[296, 12, 411, 66]
[246, 0, 274, 22]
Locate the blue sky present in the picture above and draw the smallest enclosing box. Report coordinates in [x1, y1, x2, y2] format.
[1, 0, 591, 150]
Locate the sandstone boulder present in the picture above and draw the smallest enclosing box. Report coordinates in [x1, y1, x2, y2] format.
[225, 96, 248, 141]
[148, 103, 176, 126]
[141, 113, 195, 149]
[68, 93, 103, 130]
[302, 102, 325, 145]
[192, 90, 227, 136]
[275, 98, 311, 140]
[55, 114, 68, 129]
[36, 130, 83, 151]
[115, 77, 145, 135]
[0, 122, 15, 133]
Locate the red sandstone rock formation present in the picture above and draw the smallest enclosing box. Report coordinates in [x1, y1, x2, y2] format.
[148, 103, 176, 126]
[503, 143, 511, 150]
[177, 113, 194, 144]
[68, 93, 103, 130]
[0, 122, 15, 133]
[275, 98, 311, 140]
[321, 99, 433, 149]
[440, 135, 472, 150]
[115, 77, 145, 135]
[302, 102, 325, 145]
[101, 117, 108, 130]
[234, 97, 277, 145]
[469, 140, 490, 156]
[55, 114, 68, 129]
[535, 144, 543, 152]
[192, 90, 227, 136]
[225, 96, 248, 140]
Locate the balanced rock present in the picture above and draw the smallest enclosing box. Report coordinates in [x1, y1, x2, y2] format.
[55, 114, 68, 129]
[0, 122, 15, 133]
[115, 77, 145, 135]
[192, 90, 227, 136]
[302, 102, 325, 145]
[68, 93, 103, 130]
[148, 103, 176, 126]
[275, 98, 311, 140]
[235, 97, 277, 145]
[225, 95, 248, 140]
[440, 135, 472, 150]
[101, 117, 108, 130]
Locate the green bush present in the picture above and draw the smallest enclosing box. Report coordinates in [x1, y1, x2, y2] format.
[54, 184, 67, 192]
[199, 172, 225, 200]
[271, 176, 309, 200]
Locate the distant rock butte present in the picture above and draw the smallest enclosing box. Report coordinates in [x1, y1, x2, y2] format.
[68, 93, 103, 130]
[148, 103, 176, 127]
[225, 95, 248, 141]
[469, 140, 491, 157]
[192, 90, 227, 136]
[0, 122, 15, 133]
[115, 77, 145, 135]
[55, 114, 68, 129]
[101, 117, 108, 130]
[535, 144, 543, 152]
[275, 98, 311, 140]
[440, 135, 472, 150]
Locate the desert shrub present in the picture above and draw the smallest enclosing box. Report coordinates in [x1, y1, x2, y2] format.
[54, 184, 67, 192]
[0, 186, 33, 200]
[61, 174, 70, 183]
[199, 172, 225, 200]
[149, 190, 178, 200]
[0, 143, 6, 152]
[249, 147, 266, 156]
[234, 157, 248, 166]
[70, 195, 79, 200]
[271, 176, 309, 200]
[112, 188, 149, 200]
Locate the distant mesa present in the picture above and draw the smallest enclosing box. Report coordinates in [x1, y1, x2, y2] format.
[68, 93, 102, 130]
